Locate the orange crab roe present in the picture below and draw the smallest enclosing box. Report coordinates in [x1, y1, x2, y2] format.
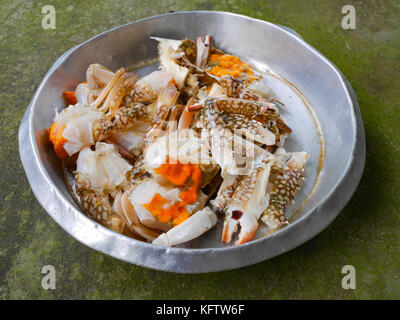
[47, 122, 68, 159]
[208, 54, 256, 81]
[143, 160, 202, 226]
[62, 90, 77, 105]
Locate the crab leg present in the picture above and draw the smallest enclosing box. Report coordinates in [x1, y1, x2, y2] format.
[209, 174, 241, 214]
[207, 97, 278, 118]
[74, 64, 136, 110]
[92, 68, 125, 108]
[220, 113, 276, 146]
[202, 104, 239, 176]
[145, 82, 180, 143]
[127, 154, 149, 185]
[196, 35, 211, 69]
[75, 184, 152, 240]
[92, 103, 149, 142]
[100, 72, 137, 114]
[206, 95, 292, 144]
[75, 186, 127, 234]
[219, 75, 265, 102]
[261, 151, 308, 229]
[178, 98, 197, 130]
[86, 63, 115, 90]
[152, 207, 217, 247]
[77, 187, 113, 225]
[167, 104, 184, 133]
[126, 70, 175, 103]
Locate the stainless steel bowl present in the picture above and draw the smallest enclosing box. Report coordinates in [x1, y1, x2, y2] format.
[18, 11, 365, 273]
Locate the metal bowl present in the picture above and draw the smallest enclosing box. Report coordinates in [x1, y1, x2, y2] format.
[18, 11, 365, 273]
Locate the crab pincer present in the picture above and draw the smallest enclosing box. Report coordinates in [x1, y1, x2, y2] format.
[222, 155, 273, 245]
[153, 207, 217, 247]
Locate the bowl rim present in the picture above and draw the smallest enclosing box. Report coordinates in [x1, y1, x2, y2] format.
[19, 11, 366, 272]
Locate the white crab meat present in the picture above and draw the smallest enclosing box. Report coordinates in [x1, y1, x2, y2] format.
[128, 178, 206, 230]
[197, 83, 226, 101]
[151, 37, 190, 89]
[208, 83, 226, 97]
[208, 128, 239, 177]
[153, 207, 217, 247]
[134, 70, 175, 102]
[247, 79, 274, 99]
[196, 35, 211, 69]
[233, 125, 275, 147]
[107, 120, 149, 155]
[287, 151, 308, 170]
[76, 142, 132, 193]
[77, 63, 117, 105]
[112, 190, 163, 241]
[143, 129, 211, 177]
[274, 147, 291, 162]
[86, 63, 114, 90]
[55, 104, 103, 156]
[75, 83, 91, 105]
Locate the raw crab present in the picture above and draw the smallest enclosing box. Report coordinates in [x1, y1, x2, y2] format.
[48, 34, 309, 247]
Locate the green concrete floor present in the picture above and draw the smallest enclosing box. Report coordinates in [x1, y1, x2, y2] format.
[0, 0, 399, 299]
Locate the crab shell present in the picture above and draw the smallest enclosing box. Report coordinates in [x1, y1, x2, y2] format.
[126, 177, 207, 230]
[55, 104, 104, 156]
[207, 97, 278, 118]
[143, 129, 217, 186]
[75, 142, 132, 193]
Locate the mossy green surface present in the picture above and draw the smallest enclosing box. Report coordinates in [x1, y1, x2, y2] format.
[0, 0, 399, 299]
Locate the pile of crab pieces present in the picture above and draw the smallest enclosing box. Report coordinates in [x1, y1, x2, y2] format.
[47, 35, 308, 247]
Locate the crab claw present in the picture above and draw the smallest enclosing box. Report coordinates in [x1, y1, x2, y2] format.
[152, 207, 217, 247]
[222, 156, 272, 245]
